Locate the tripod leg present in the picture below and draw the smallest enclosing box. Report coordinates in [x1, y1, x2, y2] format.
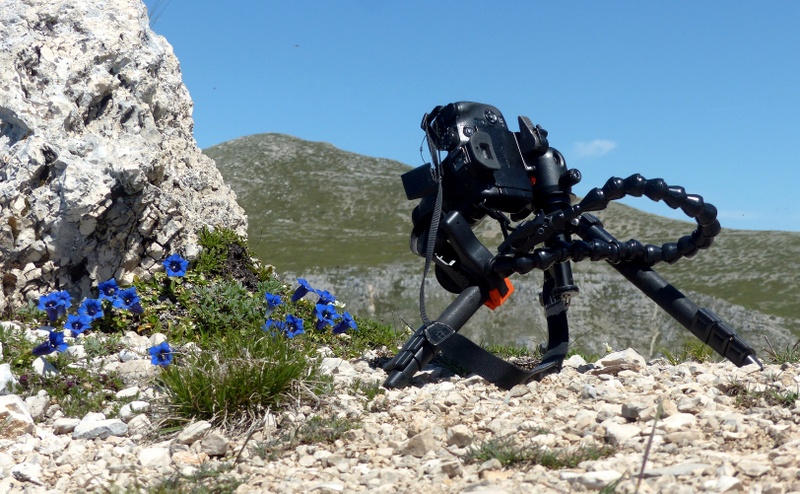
[383, 285, 485, 389]
[535, 262, 575, 376]
[578, 215, 762, 368]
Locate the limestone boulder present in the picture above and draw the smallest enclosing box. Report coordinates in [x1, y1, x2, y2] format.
[0, 0, 247, 313]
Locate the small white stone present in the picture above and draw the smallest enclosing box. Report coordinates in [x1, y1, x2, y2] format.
[176, 420, 212, 445]
[0, 363, 17, 395]
[0, 395, 34, 439]
[138, 447, 172, 470]
[32, 357, 59, 378]
[115, 386, 140, 400]
[53, 417, 82, 435]
[11, 462, 43, 485]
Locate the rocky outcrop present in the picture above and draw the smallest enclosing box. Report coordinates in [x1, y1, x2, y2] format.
[0, 0, 247, 313]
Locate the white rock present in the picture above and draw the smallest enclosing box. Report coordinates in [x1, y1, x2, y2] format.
[64, 344, 86, 359]
[570, 470, 623, 489]
[114, 359, 158, 381]
[711, 475, 743, 492]
[660, 412, 697, 432]
[32, 357, 58, 378]
[737, 459, 771, 477]
[138, 447, 172, 470]
[23, 390, 49, 422]
[119, 400, 149, 423]
[53, 417, 82, 435]
[601, 420, 641, 446]
[0, 394, 34, 439]
[200, 433, 229, 457]
[446, 424, 473, 448]
[127, 414, 153, 436]
[0, 452, 15, 474]
[176, 420, 212, 445]
[0, 363, 17, 395]
[118, 349, 139, 362]
[121, 332, 151, 351]
[595, 348, 647, 372]
[72, 418, 128, 439]
[400, 429, 436, 457]
[0, 0, 247, 309]
[149, 333, 168, 347]
[11, 461, 43, 485]
[563, 354, 587, 369]
[320, 357, 356, 377]
[115, 386, 140, 400]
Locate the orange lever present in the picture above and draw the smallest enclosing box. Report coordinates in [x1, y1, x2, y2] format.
[484, 278, 514, 310]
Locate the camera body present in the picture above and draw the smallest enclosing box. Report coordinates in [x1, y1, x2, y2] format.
[403, 102, 540, 225]
[402, 102, 574, 294]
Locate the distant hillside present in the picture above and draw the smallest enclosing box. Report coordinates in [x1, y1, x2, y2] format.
[204, 134, 412, 271]
[205, 134, 799, 358]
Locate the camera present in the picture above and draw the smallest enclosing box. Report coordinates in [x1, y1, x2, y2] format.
[402, 102, 548, 225]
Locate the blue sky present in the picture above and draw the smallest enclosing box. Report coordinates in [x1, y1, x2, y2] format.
[146, 1, 800, 232]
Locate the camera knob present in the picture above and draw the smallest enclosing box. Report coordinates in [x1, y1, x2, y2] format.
[560, 169, 582, 188]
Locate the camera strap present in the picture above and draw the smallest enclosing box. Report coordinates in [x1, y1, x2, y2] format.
[418, 123, 445, 325]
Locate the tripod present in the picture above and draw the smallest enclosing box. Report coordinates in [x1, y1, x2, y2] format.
[383, 102, 761, 390]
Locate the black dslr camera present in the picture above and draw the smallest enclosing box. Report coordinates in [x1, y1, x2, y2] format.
[402, 102, 541, 223]
[383, 101, 761, 390]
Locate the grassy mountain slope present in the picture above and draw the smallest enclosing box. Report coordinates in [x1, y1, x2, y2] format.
[204, 133, 412, 271]
[205, 134, 799, 356]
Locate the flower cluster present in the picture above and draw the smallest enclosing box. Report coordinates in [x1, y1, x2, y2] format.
[32, 279, 142, 356]
[262, 278, 357, 338]
[29, 254, 187, 369]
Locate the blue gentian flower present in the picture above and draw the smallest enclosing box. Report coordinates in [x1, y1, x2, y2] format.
[291, 278, 314, 302]
[265, 293, 282, 307]
[32, 330, 69, 356]
[37, 292, 62, 322]
[37, 292, 59, 312]
[65, 313, 92, 338]
[37, 291, 71, 322]
[314, 303, 341, 330]
[97, 279, 119, 301]
[315, 289, 336, 306]
[113, 287, 144, 314]
[78, 298, 104, 320]
[264, 292, 283, 317]
[54, 290, 72, 309]
[332, 311, 357, 334]
[284, 314, 305, 338]
[148, 341, 173, 366]
[163, 254, 189, 277]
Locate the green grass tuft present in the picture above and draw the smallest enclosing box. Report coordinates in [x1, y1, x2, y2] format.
[156, 329, 319, 428]
[762, 337, 800, 365]
[466, 436, 615, 469]
[659, 339, 716, 365]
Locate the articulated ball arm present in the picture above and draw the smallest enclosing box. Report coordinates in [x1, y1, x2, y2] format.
[496, 174, 721, 272]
